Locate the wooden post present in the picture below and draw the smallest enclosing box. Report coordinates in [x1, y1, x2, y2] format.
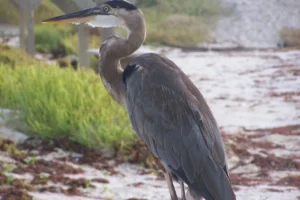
[71, 0, 97, 68]
[78, 24, 90, 68]
[10, 0, 41, 55]
[27, 4, 36, 55]
[10, 0, 26, 50]
[19, 7, 26, 50]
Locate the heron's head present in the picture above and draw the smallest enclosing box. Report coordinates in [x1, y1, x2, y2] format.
[42, 0, 142, 31]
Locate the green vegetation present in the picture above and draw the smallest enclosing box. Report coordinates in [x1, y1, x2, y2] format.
[23, 156, 37, 164]
[280, 28, 300, 47]
[0, 137, 27, 157]
[2, 163, 16, 173]
[6, 175, 15, 184]
[0, 44, 39, 66]
[35, 24, 74, 55]
[144, 12, 210, 47]
[0, 46, 133, 150]
[35, 25, 67, 54]
[138, 0, 221, 46]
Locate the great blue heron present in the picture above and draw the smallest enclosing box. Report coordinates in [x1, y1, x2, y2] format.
[43, 0, 236, 199]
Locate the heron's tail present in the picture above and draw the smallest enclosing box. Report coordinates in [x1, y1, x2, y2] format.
[188, 157, 236, 200]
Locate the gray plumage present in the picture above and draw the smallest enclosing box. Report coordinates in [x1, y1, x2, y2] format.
[125, 54, 235, 200]
[43, 1, 236, 199]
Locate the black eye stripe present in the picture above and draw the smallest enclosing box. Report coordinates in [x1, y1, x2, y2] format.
[106, 0, 137, 11]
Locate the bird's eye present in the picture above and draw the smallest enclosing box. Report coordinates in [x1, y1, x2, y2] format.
[103, 6, 110, 12]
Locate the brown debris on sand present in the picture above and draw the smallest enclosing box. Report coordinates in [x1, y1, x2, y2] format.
[274, 176, 300, 189]
[0, 172, 33, 200]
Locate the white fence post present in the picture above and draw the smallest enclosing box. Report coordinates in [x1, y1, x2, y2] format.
[77, 24, 90, 68]
[72, 0, 97, 68]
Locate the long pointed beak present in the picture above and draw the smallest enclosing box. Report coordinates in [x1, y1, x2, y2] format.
[42, 7, 100, 24]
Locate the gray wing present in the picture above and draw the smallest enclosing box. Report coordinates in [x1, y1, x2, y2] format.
[124, 53, 235, 200]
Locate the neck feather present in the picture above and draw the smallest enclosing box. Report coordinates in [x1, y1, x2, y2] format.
[98, 10, 146, 107]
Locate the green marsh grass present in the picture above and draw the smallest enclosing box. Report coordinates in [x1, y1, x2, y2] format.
[0, 64, 133, 150]
[35, 24, 71, 54]
[144, 12, 210, 47]
[139, 0, 221, 47]
[0, 45, 39, 66]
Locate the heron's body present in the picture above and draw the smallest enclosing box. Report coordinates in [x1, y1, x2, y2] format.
[124, 53, 234, 200]
[43, 1, 236, 199]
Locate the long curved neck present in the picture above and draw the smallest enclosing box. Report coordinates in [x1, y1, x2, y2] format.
[99, 10, 146, 107]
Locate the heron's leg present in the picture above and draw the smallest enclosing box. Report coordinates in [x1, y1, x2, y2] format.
[181, 181, 186, 200]
[164, 172, 178, 200]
